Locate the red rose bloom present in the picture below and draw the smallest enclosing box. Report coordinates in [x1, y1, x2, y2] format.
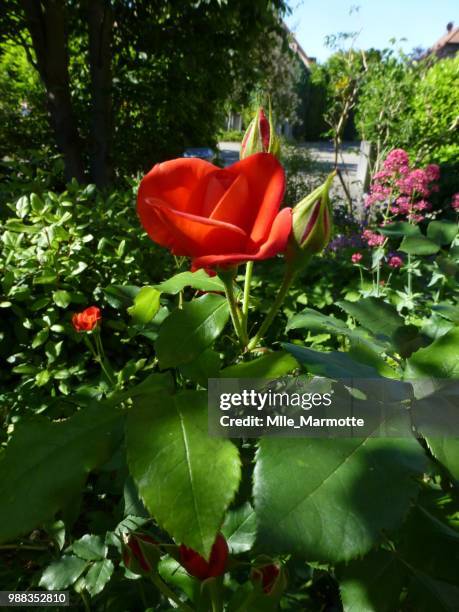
[137, 153, 291, 270]
[254, 563, 280, 594]
[179, 534, 228, 580]
[72, 306, 101, 332]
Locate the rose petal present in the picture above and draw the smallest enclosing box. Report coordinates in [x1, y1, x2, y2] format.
[147, 199, 248, 256]
[226, 153, 286, 244]
[138, 158, 216, 215]
[191, 207, 292, 269]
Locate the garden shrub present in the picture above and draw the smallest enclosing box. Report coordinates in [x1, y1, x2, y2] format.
[0, 181, 172, 422]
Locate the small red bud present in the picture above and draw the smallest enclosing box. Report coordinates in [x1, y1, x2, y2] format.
[122, 533, 159, 575]
[251, 563, 281, 594]
[179, 534, 228, 580]
[72, 306, 101, 332]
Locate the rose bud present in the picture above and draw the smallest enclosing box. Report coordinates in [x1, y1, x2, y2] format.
[251, 563, 281, 594]
[240, 106, 280, 160]
[179, 534, 228, 580]
[72, 306, 101, 332]
[286, 172, 335, 270]
[122, 532, 160, 575]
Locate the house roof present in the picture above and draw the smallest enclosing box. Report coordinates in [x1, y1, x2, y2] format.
[282, 22, 315, 69]
[430, 25, 459, 53]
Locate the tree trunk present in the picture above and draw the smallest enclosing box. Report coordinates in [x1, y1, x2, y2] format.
[87, 0, 113, 188]
[20, 0, 86, 183]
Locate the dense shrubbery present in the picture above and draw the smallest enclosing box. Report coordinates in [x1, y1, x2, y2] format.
[356, 52, 459, 169]
[0, 180, 172, 423]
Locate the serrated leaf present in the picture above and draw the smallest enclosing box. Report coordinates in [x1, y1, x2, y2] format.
[254, 434, 427, 563]
[405, 327, 459, 380]
[156, 270, 225, 294]
[0, 405, 124, 543]
[339, 550, 405, 612]
[72, 534, 107, 561]
[179, 349, 221, 387]
[222, 503, 257, 554]
[84, 559, 114, 597]
[155, 294, 229, 369]
[337, 298, 404, 338]
[39, 555, 87, 590]
[126, 390, 240, 558]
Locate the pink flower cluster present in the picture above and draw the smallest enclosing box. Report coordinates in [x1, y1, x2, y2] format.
[351, 252, 363, 263]
[388, 255, 403, 269]
[452, 193, 459, 212]
[365, 149, 440, 224]
[362, 229, 385, 247]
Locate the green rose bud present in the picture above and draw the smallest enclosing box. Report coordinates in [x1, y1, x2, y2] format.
[286, 172, 335, 270]
[240, 106, 280, 159]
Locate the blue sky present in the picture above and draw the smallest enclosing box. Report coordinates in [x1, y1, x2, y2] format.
[285, 0, 458, 62]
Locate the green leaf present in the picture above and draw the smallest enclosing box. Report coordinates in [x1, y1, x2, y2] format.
[155, 294, 230, 369]
[156, 270, 225, 294]
[253, 435, 427, 562]
[158, 556, 200, 603]
[399, 235, 441, 255]
[405, 327, 459, 380]
[379, 221, 421, 237]
[179, 349, 221, 387]
[222, 503, 257, 554]
[72, 534, 107, 561]
[432, 303, 459, 324]
[220, 351, 298, 379]
[32, 328, 49, 349]
[406, 573, 459, 611]
[427, 220, 458, 246]
[339, 550, 405, 612]
[283, 343, 379, 378]
[0, 405, 124, 543]
[126, 390, 240, 557]
[53, 290, 72, 308]
[84, 559, 114, 597]
[127, 286, 161, 324]
[424, 438, 459, 485]
[104, 285, 140, 309]
[337, 298, 404, 337]
[16, 195, 30, 218]
[39, 555, 87, 590]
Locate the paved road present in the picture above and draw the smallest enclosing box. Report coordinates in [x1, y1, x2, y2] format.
[218, 140, 363, 203]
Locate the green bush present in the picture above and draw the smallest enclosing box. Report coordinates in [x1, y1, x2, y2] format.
[0, 182, 172, 421]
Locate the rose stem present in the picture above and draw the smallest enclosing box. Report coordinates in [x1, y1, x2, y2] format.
[247, 265, 296, 350]
[150, 574, 193, 611]
[241, 261, 254, 337]
[220, 275, 248, 348]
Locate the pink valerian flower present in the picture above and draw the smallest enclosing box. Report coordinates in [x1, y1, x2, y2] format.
[452, 193, 459, 211]
[397, 169, 431, 198]
[351, 252, 363, 263]
[362, 229, 385, 247]
[382, 149, 410, 173]
[388, 255, 404, 268]
[425, 164, 440, 182]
